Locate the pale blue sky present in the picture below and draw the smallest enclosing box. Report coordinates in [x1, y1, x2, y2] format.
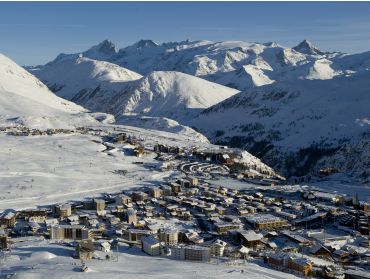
[1, 2, 370, 65]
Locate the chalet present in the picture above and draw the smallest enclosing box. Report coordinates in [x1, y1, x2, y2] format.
[0, 210, 17, 228]
[281, 230, 313, 246]
[237, 230, 264, 248]
[267, 252, 313, 277]
[309, 243, 332, 259]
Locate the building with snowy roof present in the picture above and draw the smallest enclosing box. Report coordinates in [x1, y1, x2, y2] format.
[245, 214, 288, 230]
[141, 236, 160, 256]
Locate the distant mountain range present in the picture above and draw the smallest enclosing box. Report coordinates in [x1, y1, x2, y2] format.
[26, 39, 370, 181]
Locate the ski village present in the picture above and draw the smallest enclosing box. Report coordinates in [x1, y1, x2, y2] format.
[0, 124, 369, 279]
[1, 4, 370, 277]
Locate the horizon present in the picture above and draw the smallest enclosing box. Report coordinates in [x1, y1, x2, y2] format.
[1, 1, 370, 65]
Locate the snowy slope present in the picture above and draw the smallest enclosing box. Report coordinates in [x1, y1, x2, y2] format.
[31, 55, 142, 100]
[192, 71, 370, 179]
[113, 71, 239, 121]
[31, 58, 238, 122]
[0, 53, 102, 129]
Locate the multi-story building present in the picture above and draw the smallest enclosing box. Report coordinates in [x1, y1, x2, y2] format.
[141, 236, 160, 256]
[55, 204, 72, 218]
[185, 245, 210, 262]
[209, 239, 227, 257]
[170, 244, 210, 262]
[149, 188, 163, 199]
[214, 222, 242, 234]
[115, 194, 131, 205]
[267, 253, 313, 277]
[0, 210, 17, 228]
[124, 208, 137, 224]
[159, 228, 178, 245]
[50, 225, 91, 240]
[127, 229, 151, 242]
[132, 191, 148, 202]
[93, 199, 105, 212]
[245, 214, 288, 230]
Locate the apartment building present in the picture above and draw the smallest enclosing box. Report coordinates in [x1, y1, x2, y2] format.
[50, 225, 91, 240]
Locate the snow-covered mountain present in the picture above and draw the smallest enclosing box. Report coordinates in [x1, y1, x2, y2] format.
[28, 39, 370, 180]
[31, 55, 142, 100]
[192, 71, 370, 180]
[30, 56, 238, 122]
[111, 71, 239, 121]
[33, 39, 366, 92]
[0, 53, 105, 129]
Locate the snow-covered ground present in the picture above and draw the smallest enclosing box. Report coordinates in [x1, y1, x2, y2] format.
[1, 239, 297, 279]
[0, 132, 167, 211]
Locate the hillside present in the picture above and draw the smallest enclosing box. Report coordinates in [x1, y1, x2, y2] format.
[192, 72, 370, 180]
[112, 71, 239, 121]
[0, 53, 103, 129]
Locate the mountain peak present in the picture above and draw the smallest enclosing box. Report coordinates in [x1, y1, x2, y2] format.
[293, 39, 323, 55]
[134, 39, 158, 49]
[84, 40, 117, 58]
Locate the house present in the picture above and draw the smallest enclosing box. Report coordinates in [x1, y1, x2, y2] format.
[309, 243, 332, 259]
[237, 230, 264, 248]
[0, 210, 17, 228]
[134, 146, 145, 157]
[76, 239, 94, 260]
[94, 240, 111, 253]
[281, 230, 313, 246]
[159, 228, 178, 245]
[286, 256, 313, 277]
[50, 225, 91, 240]
[141, 236, 160, 256]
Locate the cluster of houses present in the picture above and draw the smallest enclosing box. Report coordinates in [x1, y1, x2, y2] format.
[1, 172, 369, 278]
[0, 128, 369, 278]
